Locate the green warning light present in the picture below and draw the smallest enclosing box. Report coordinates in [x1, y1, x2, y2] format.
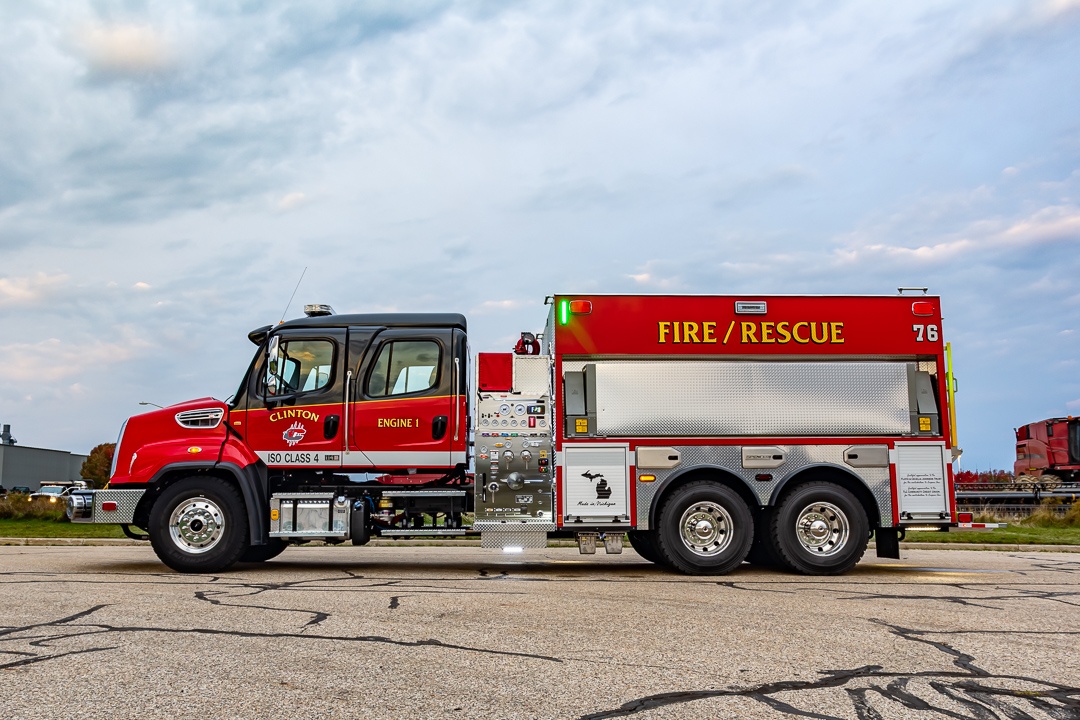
[559, 299, 592, 325]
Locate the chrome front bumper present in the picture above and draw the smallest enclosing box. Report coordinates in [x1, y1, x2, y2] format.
[67, 489, 145, 524]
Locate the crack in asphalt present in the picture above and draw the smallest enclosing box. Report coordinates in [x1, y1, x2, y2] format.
[2, 561, 1079, 718]
[0, 604, 563, 665]
[576, 620, 1080, 719]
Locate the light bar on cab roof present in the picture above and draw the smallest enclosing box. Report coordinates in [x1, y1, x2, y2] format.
[304, 304, 335, 317]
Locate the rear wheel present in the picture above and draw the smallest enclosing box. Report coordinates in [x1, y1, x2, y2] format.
[771, 481, 868, 575]
[655, 481, 753, 575]
[149, 477, 249, 573]
[626, 530, 663, 565]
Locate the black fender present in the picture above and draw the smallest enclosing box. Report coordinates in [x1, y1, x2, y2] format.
[144, 460, 269, 546]
[646, 464, 756, 529]
[767, 462, 881, 527]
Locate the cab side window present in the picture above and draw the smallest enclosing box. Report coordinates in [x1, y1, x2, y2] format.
[265, 339, 335, 396]
[367, 341, 439, 397]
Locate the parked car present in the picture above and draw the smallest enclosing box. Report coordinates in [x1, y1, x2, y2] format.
[10, 486, 31, 494]
[28, 485, 76, 503]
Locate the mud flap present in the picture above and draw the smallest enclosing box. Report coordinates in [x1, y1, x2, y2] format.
[875, 527, 901, 559]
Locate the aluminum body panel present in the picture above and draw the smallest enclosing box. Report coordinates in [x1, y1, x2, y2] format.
[71, 489, 144, 524]
[479, 526, 554, 549]
[513, 355, 551, 396]
[633, 444, 892, 530]
[589, 360, 912, 437]
[635, 446, 681, 469]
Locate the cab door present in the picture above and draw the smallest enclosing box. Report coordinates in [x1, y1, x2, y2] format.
[345, 328, 456, 470]
[242, 328, 347, 468]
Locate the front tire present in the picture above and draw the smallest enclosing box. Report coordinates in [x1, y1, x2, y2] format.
[149, 477, 249, 573]
[655, 481, 753, 575]
[239, 538, 287, 563]
[771, 481, 868, 575]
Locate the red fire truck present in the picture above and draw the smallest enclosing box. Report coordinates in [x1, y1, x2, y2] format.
[69, 291, 962, 575]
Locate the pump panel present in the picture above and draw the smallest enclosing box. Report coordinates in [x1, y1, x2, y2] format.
[474, 393, 554, 523]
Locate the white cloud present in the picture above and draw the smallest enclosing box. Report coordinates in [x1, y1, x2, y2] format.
[0, 273, 69, 307]
[76, 23, 173, 75]
[276, 192, 308, 212]
[3, 329, 155, 383]
[626, 261, 682, 290]
[834, 204, 1080, 267]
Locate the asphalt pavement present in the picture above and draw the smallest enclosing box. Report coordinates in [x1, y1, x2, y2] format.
[1, 544, 1078, 719]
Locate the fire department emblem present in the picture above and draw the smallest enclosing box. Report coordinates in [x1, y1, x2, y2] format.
[283, 421, 307, 447]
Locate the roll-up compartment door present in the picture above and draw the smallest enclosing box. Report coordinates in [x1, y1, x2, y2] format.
[894, 442, 950, 522]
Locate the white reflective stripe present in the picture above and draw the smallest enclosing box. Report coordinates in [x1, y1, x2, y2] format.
[255, 451, 344, 467]
[256, 450, 466, 467]
[351, 450, 464, 466]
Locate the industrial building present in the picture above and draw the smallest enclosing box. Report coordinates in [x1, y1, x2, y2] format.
[0, 424, 88, 492]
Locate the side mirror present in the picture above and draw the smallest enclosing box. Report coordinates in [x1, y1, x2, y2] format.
[266, 335, 281, 396]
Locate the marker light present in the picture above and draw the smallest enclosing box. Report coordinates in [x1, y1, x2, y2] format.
[559, 299, 593, 325]
[102, 501, 118, 512]
[911, 301, 934, 317]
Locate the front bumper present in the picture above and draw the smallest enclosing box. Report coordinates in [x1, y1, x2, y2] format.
[67, 489, 146, 525]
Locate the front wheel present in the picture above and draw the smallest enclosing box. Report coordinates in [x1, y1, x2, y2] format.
[655, 481, 753, 575]
[239, 538, 288, 563]
[149, 477, 249, 573]
[771, 481, 869, 575]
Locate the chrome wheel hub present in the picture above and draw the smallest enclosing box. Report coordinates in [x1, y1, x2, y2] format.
[679, 501, 733, 557]
[169, 497, 225, 554]
[795, 502, 849, 556]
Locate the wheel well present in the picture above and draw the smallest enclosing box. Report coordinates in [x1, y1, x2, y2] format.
[772, 466, 880, 528]
[133, 467, 243, 529]
[649, 467, 758, 528]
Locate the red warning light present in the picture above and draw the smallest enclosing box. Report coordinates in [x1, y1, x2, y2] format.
[568, 300, 593, 315]
[911, 301, 934, 317]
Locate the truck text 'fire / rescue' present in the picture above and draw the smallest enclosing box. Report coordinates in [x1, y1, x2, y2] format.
[69, 291, 962, 576]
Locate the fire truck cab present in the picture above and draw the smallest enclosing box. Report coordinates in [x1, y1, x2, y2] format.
[70, 292, 960, 576]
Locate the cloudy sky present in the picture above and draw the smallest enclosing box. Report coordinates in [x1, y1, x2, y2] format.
[2, 0, 1079, 471]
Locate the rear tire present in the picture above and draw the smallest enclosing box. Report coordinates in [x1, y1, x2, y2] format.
[655, 481, 753, 575]
[771, 481, 868, 575]
[149, 477, 249, 573]
[745, 507, 786, 568]
[626, 530, 663, 565]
